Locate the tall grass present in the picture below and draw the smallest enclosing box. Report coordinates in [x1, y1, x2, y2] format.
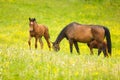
[0, 0, 120, 80]
[1, 48, 120, 80]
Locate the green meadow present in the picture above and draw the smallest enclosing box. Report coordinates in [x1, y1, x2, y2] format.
[0, 0, 120, 80]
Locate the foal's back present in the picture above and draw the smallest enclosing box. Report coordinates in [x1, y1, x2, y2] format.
[35, 24, 48, 37]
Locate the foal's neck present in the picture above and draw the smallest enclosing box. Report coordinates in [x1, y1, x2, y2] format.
[33, 22, 38, 27]
[32, 22, 39, 32]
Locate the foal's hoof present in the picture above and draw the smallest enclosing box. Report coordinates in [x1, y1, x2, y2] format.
[90, 53, 94, 55]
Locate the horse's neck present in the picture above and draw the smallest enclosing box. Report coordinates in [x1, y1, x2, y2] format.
[55, 32, 65, 44]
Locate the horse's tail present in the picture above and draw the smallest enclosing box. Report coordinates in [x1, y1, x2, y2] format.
[103, 27, 112, 55]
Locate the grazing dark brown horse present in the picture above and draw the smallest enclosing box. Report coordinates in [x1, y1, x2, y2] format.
[87, 40, 108, 57]
[28, 18, 51, 50]
[52, 22, 111, 57]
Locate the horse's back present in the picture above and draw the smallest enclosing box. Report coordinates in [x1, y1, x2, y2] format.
[63, 22, 106, 43]
[91, 26, 105, 42]
[66, 23, 93, 42]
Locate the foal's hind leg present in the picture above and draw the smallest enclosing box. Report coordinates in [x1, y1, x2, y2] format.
[74, 41, 80, 54]
[39, 38, 43, 49]
[44, 36, 51, 51]
[44, 31, 51, 50]
[97, 43, 108, 57]
[103, 46, 108, 57]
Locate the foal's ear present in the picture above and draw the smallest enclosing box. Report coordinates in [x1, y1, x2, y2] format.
[34, 18, 36, 21]
[29, 17, 31, 21]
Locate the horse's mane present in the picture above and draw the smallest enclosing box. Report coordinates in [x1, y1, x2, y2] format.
[55, 22, 80, 44]
[55, 26, 67, 44]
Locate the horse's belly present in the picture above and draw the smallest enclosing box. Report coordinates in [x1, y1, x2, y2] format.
[77, 37, 92, 43]
[74, 34, 93, 43]
[67, 26, 93, 42]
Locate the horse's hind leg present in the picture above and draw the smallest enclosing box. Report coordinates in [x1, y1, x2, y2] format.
[28, 36, 32, 49]
[74, 41, 80, 54]
[39, 38, 43, 49]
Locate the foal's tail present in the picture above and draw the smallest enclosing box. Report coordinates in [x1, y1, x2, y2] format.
[103, 27, 112, 55]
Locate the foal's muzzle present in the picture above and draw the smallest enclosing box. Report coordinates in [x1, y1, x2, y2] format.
[29, 30, 33, 33]
[29, 27, 34, 32]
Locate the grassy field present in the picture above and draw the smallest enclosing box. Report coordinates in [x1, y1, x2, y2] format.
[0, 0, 120, 80]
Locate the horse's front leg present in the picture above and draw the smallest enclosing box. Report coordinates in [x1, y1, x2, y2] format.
[28, 36, 32, 49]
[74, 41, 80, 54]
[35, 37, 38, 49]
[69, 39, 73, 53]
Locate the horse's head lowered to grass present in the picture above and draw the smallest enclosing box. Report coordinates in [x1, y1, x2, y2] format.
[52, 22, 111, 57]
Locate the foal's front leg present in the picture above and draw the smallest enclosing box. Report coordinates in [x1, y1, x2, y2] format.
[97, 43, 102, 56]
[35, 37, 38, 49]
[90, 47, 94, 55]
[87, 43, 94, 55]
[98, 49, 102, 56]
[28, 36, 32, 49]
